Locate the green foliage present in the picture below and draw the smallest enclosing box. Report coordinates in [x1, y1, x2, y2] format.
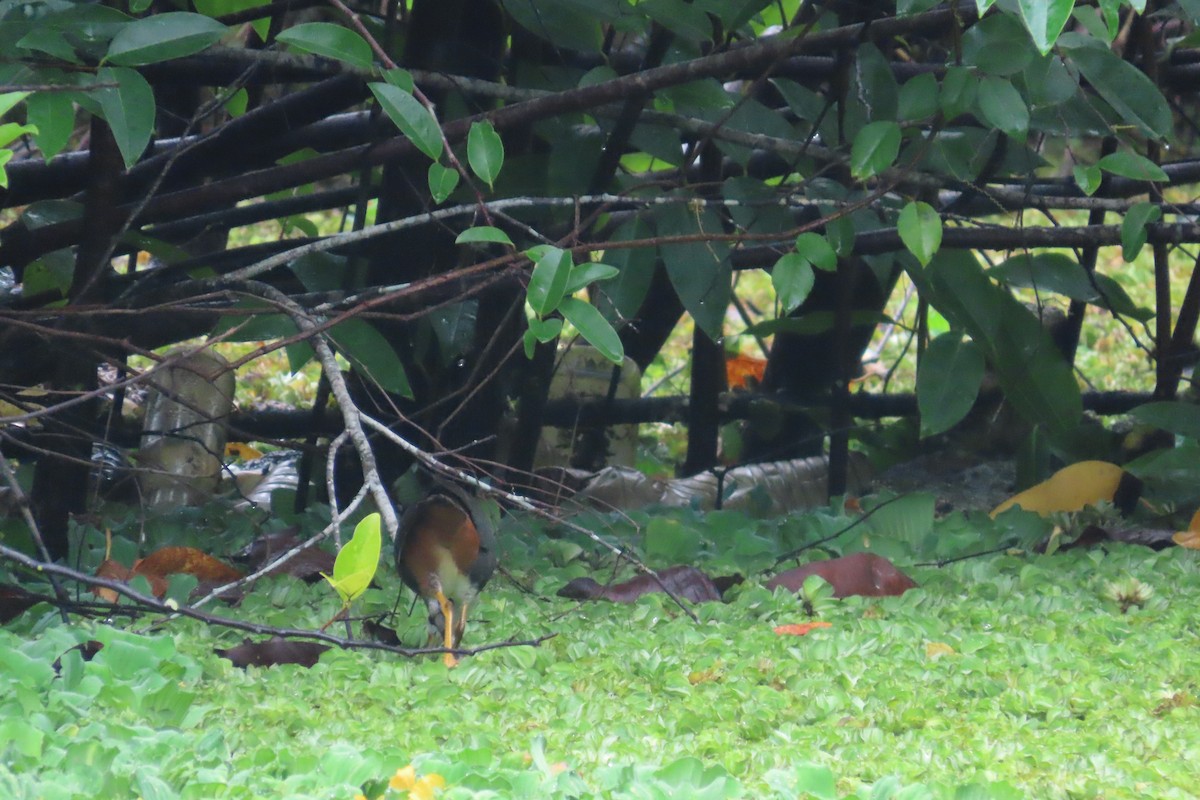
[275, 22, 373, 69]
[897, 201, 942, 267]
[916, 333, 984, 438]
[323, 512, 382, 606]
[368, 82, 443, 161]
[467, 120, 504, 189]
[105, 13, 226, 66]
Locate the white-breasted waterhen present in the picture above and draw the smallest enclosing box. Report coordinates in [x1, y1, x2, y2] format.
[394, 480, 497, 667]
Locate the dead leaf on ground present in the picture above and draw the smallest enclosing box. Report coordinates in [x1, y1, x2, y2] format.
[773, 621, 832, 636]
[990, 460, 1141, 518]
[215, 637, 330, 668]
[52, 640, 103, 673]
[767, 552, 917, 598]
[233, 532, 334, 582]
[557, 565, 731, 604]
[0, 584, 41, 623]
[93, 546, 243, 601]
[1172, 508, 1200, 549]
[93, 559, 134, 603]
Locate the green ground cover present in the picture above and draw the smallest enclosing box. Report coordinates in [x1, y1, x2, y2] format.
[2, 501, 1198, 800]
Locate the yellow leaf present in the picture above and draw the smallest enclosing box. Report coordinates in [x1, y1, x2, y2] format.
[1172, 529, 1200, 550]
[410, 774, 446, 800]
[990, 461, 1131, 518]
[925, 642, 956, 660]
[224, 442, 263, 461]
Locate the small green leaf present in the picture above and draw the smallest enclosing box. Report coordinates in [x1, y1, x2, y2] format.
[1064, 39, 1173, 139]
[94, 66, 155, 168]
[849, 121, 901, 180]
[526, 246, 572, 317]
[940, 66, 977, 121]
[276, 22, 373, 68]
[427, 162, 458, 203]
[1096, 152, 1169, 182]
[383, 68, 414, 92]
[0, 122, 37, 149]
[772, 253, 815, 315]
[1018, 0, 1074, 54]
[527, 315, 563, 344]
[455, 226, 512, 247]
[369, 82, 442, 161]
[794, 232, 837, 272]
[564, 262, 619, 294]
[898, 72, 939, 121]
[977, 76, 1028, 141]
[898, 201, 942, 267]
[328, 318, 414, 399]
[1120, 201, 1161, 262]
[917, 333, 985, 437]
[467, 120, 503, 188]
[559, 297, 624, 363]
[1073, 164, 1102, 196]
[323, 513, 382, 605]
[106, 12, 226, 66]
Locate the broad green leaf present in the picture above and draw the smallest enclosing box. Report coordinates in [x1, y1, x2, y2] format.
[1120, 201, 1161, 262]
[898, 72, 939, 121]
[455, 226, 512, 247]
[527, 315, 563, 344]
[1096, 151, 1168, 182]
[794, 232, 837, 272]
[917, 333, 985, 437]
[212, 302, 299, 341]
[1130, 402, 1200, 441]
[427, 162, 458, 203]
[526, 246, 572, 317]
[1063, 38, 1173, 139]
[897, 201, 942, 266]
[368, 82, 442, 160]
[1073, 164, 1102, 196]
[383, 67, 414, 92]
[0, 92, 28, 118]
[940, 67, 977, 121]
[94, 66, 154, 168]
[989, 253, 1149, 319]
[771, 253, 815, 315]
[0, 122, 37, 149]
[467, 120, 503, 188]
[564, 262, 620, 294]
[849, 121, 901, 180]
[1018, 0, 1074, 54]
[791, 764, 837, 800]
[106, 12, 226, 66]
[597, 217, 656, 322]
[276, 22, 373, 68]
[657, 203, 731, 340]
[962, 13, 1036, 75]
[920, 250, 1082, 438]
[501, 0, 603, 51]
[977, 76, 1028, 141]
[854, 43, 898, 123]
[640, 0, 714, 43]
[329, 318, 414, 399]
[559, 297, 624, 364]
[323, 513, 381, 605]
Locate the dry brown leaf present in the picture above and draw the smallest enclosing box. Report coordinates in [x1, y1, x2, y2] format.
[215, 637, 330, 668]
[133, 546, 243, 585]
[767, 552, 917, 598]
[557, 565, 726, 604]
[93, 559, 133, 603]
[725, 353, 766, 390]
[1173, 529, 1200, 549]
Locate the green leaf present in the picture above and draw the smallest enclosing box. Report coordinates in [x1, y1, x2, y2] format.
[989, 253, 1149, 319]
[565, 262, 620, 294]
[467, 120, 503, 188]
[455, 226, 512, 247]
[1018, 0, 1074, 54]
[94, 66, 155, 168]
[558, 297, 624, 364]
[323, 513, 381, 605]
[794, 232, 837, 272]
[849, 121, 901, 180]
[917, 333, 985, 437]
[368, 82, 442, 160]
[791, 764, 837, 800]
[0, 121, 37, 149]
[657, 203, 731, 340]
[526, 246, 573, 317]
[898, 72, 939, 121]
[328, 318, 414, 399]
[105, 12, 226, 66]
[276, 22, 373, 68]
[1120, 201, 1161, 262]
[597, 217, 656, 323]
[940, 67, 977, 121]
[771, 253, 815, 315]
[977, 76, 1028, 141]
[1096, 151, 1168, 182]
[1130, 402, 1200, 441]
[1063, 38, 1173, 139]
[427, 162, 459, 203]
[921, 250, 1082, 438]
[897, 201, 942, 267]
[1073, 164, 1102, 196]
[527, 315, 563, 344]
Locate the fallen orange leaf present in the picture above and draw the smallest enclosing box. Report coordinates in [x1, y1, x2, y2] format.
[773, 621, 833, 636]
[1173, 529, 1200, 550]
[725, 353, 767, 390]
[134, 546, 244, 585]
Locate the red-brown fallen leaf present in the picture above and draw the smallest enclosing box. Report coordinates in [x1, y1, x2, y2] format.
[774, 621, 832, 636]
[557, 565, 732, 604]
[215, 637, 330, 668]
[725, 353, 766, 390]
[134, 546, 243, 585]
[93, 559, 134, 603]
[767, 552, 917, 598]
